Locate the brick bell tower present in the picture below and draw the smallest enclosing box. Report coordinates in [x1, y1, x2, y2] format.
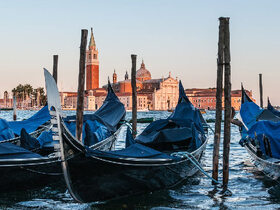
[86, 28, 99, 90]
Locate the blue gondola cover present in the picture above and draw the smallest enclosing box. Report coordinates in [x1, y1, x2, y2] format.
[0, 142, 42, 159]
[86, 143, 174, 160]
[0, 119, 15, 141]
[86, 81, 205, 161]
[83, 120, 111, 146]
[136, 81, 204, 149]
[7, 105, 51, 136]
[240, 88, 280, 158]
[64, 81, 125, 146]
[247, 121, 280, 159]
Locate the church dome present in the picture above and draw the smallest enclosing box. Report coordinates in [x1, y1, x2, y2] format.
[136, 60, 151, 81]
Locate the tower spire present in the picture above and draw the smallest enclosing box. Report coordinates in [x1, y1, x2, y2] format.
[141, 59, 145, 68]
[89, 27, 96, 49]
[125, 70, 129, 80]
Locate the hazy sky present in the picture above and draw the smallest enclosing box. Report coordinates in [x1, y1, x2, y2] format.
[0, 0, 280, 105]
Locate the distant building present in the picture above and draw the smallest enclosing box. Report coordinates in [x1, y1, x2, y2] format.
[86, 28, 99, 90]
[106, 60, 179, 110]
[0, 91, 12, 108]
[185, 88, 254, 110]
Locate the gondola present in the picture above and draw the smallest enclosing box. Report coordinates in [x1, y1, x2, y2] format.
[58, 81, 208, 203]
[236, 86, 280, 181]
[0, 69, 125, 191]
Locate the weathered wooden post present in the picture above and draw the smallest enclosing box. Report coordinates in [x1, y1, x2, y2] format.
[53, 55, 58, 84]
[131, 54, 137, 138]
[259, 73, 263, 108]
[76, 29, 88, 141]
[223, 17, 231, 191]
[13, 95, 17, 121]
[212, 17, 225, 183]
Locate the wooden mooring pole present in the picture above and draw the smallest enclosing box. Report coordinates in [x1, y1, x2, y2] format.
[53, 55, 58, 84]
[212, 17, 225, 183]
[131, 54, 137, 138]
[76, 29, 88, 141]
[13, 95, 17, 121]
[212, 17, 232, 193]
[259, 73, 263, 108]
[223, 17, 231, 191]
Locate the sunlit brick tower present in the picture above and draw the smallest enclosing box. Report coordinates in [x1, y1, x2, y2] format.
[86, 28, 99, 90]
[113, 69, 117, 84]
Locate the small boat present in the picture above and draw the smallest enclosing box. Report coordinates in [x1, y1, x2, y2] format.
[0, 69, 125, 192]
[235, 86, 280, 181]
[129, 117, 153, 123]
[0, 108, 13, 111]
[58, 81, 208, 203]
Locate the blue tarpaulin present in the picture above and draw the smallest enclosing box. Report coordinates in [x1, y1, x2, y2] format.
[136, 81, 204, 150]
[240, 88, 280, 158]
[83, 120, 111, 146]
[0, 119, 15, 141]
[64, 82, 125, 134]
[7, 105, 51, 136]
[0, 142, 42, 159]
[86, 81, 206, 161]
[20, 128, 53, 150]
[86, 143, 174, 160]
[240, 101, 263, 130]
[247, 121, 280, 159]
[64, 82, 125, 146]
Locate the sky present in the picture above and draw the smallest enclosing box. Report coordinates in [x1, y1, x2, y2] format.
[0, 0, 280, 105]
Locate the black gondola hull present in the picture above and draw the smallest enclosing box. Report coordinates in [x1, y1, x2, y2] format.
[0, 124, 119, 192]
[0, 160, 62, 191]
[62, 130, 207, 203]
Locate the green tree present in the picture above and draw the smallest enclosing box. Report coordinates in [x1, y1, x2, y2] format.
[11, 84, 46, 107]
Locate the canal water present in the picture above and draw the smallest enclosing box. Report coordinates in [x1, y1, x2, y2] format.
[0, 110, 279, 209]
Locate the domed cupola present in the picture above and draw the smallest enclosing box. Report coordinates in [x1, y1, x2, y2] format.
[136, 60, 151, 82]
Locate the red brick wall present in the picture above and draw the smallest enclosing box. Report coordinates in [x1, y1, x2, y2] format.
[120, 82, 132, 93]
[86, 64, 99, 90]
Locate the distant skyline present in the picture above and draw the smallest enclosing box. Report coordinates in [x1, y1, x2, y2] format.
[0, 0, 280, 104]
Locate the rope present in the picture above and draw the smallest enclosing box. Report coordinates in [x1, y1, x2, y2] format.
[172, 151, 221, 185]
[204, 123, 215, 134]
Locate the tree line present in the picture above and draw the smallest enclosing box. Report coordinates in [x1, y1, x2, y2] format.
[10, 84, 46, 107]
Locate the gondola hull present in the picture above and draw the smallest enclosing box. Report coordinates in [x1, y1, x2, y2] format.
[0, 159, 62, 191]
[62, 130, 208, 203]
[244, 142, 280, 180]
[0, 124, 119, 192]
